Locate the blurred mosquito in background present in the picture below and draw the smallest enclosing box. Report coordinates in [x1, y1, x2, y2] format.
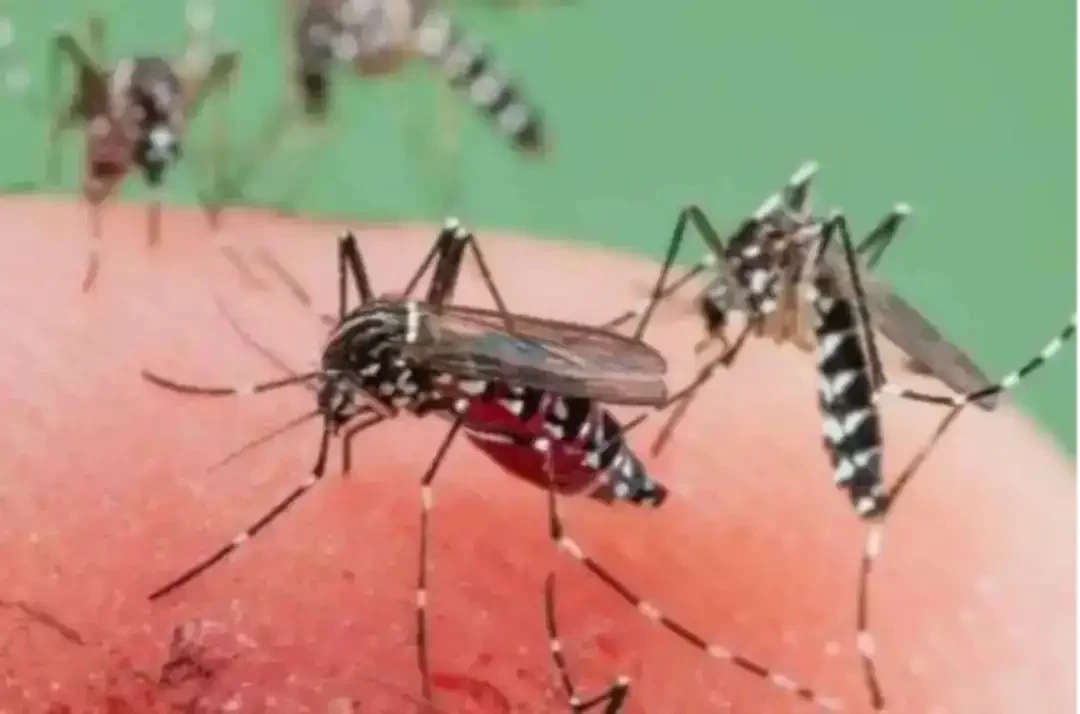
[0, 6, 248, 291]
[212, 0, 549, 218]
[140, 218, 679, 709]
[623, 162, 1077, 713]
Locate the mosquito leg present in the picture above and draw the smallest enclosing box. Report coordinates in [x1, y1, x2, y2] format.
[543, 574, 632, 714]
[415, 410, 467, 704]
[340, 411, 388, 475]
[337, 231, 376, 317]
[424, 221, 469, 308]
[533, 435, 840, 710]
[781, 161, 819, 216]
[272, 116, 336, 215]
[628, 206, 698, 342]
[209, 291, 319, 393]
[463, 229, 514, 324]
[147, 186, 163, 247]
[821, 212, 887, 390]
[433, 77, 462, 217]
[86, 15, 106, 62]
[855, 203, 911, 270]
[599, 207, 753, 337]
[45, 32, 67, 185]
[252, 247, 312, 306]
[649, 322, 752, 457]
[82, 200, 103, 292]
[148, 421, 334, 601]
[398, 221, 454, 300]
[878, 315, 1077, 409]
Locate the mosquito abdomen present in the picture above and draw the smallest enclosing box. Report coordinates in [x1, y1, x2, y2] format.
[411, 8, 544, 153]
[811, 278, 887, 517]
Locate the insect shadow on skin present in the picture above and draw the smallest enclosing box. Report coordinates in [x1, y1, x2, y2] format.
[627, 162, 1078, 713]
[0, 8, 305, 296]
[210, 0, 550, 221]
[142, 218, 723, 711]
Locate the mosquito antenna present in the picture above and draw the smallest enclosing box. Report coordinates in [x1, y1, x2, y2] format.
[141, 368, 322, 397]
[210, 290, 319, 394]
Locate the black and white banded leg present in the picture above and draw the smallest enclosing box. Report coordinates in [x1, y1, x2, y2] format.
[394, 217, 514, 319]
[544, 573, 631, 714]
[532, 434, 843, 711]
[842, 297, 1075, 712]
[414, 404, 470, 703]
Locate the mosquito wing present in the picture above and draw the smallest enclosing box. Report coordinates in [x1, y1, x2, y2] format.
[403, 304, 669, 406]
[820, 248, 999, 410]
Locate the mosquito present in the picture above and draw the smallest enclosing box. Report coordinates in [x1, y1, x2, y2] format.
[635, 180, 1077, 712]
[639, 163, 1001, 433]
[140, 218, 673, 708]
[213, 0, 548, 214]
[39, 13, 247, 290]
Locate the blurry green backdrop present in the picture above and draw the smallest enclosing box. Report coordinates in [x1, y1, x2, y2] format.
[1, 0, 1076, 449]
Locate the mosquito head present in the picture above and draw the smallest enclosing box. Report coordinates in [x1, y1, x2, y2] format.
[316, 373, 363, 433]
[696, 281, 733, 341]
[136, 124, 180, 185]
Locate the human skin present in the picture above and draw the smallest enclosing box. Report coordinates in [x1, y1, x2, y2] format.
[0, 197, 1073, 713]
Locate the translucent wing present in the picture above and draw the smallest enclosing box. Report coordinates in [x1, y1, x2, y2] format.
[820, 247, 999, 410]
[404, 304, 669, 406]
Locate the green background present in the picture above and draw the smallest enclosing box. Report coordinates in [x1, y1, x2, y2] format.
[2, 0, 1076, 450]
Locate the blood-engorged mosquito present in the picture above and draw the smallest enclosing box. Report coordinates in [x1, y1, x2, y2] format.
[212, 0, 549, 215]
[140, 218, 678, 708]
[624, 169, 1076, 712]
[155, 220, 851, 714]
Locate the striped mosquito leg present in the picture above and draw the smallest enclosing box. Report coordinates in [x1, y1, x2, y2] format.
[399, 222, 455, 301]
[413, 11, 544, 153]
[600, 205, 739, 337]
[416, 406, 468, 704]
[149, 421, 334, 600]
[878, 314, 1077, 408]
[534, 436, 843, 711]
[854, 203, 912, 270]
[781, 160, 820, 215]
[853, 403, 965, 714]
[649, 323, 753, 457]
[425, 220, 469, 308]
[543, 574, 632, 714]
[337, 231, 375, 316]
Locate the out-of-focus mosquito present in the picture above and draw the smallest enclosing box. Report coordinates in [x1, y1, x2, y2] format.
[53, 14, 240, 290]
[0, 8, 273, 293]
[213, 0, 549, 216]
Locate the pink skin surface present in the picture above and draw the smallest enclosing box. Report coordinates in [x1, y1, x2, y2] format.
[0, 197, 1073, 713]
